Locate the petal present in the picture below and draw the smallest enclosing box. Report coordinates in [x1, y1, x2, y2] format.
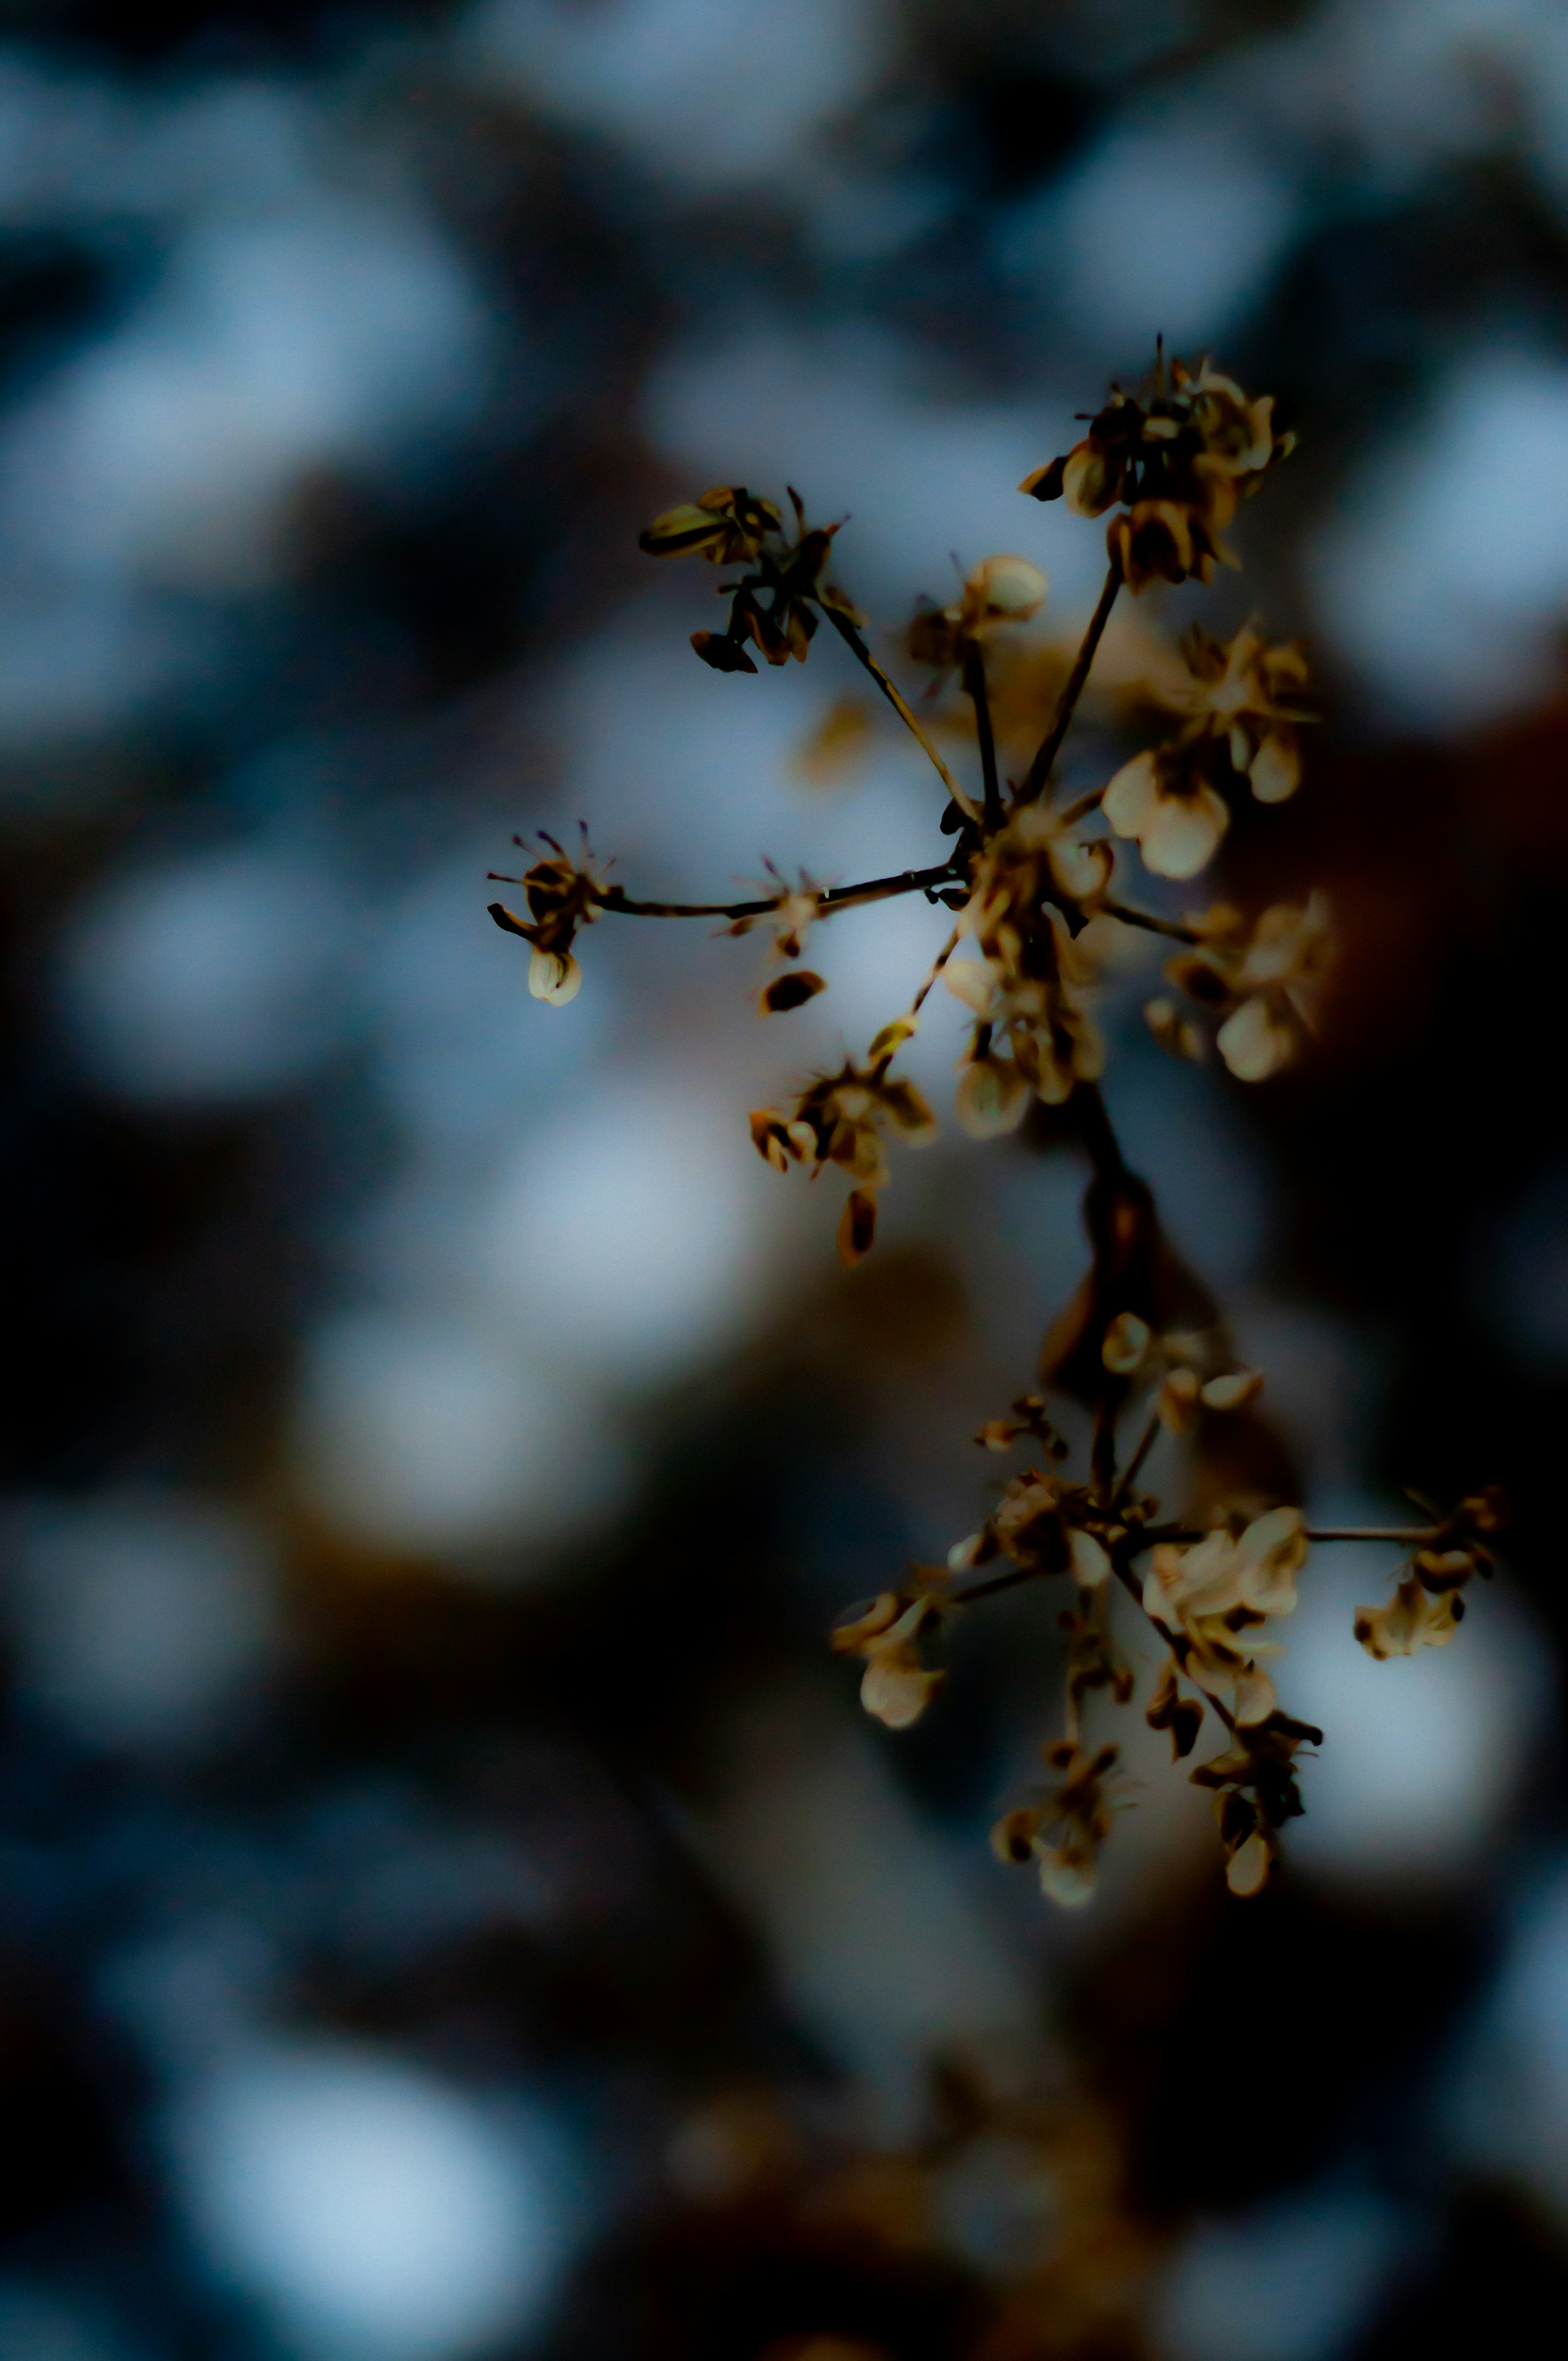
[1249, 727, 1301, 804]
[1039, 1851, 1097, 1908]
[1142, 784, 1230, 881]
[1232, 1663, 1278, 1725]
[528, 947, 582, 1004]
[1217, 994, 1293, 1081]
[956, 1057, 1029, 1140]
[1200, 1370, 1264, 1412]
[1070, 1528, 1112, 1588]
[1102, 751, 1161, 839]
[861, 1650, 942, 1730]
[944, 958, 1002, 1016]
[1102, 1311, 1152, 1375]
[1225, 1830, 1273, 1896]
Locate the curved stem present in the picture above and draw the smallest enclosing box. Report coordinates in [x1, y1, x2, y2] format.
[818, 602, 980, 821]
[1016, 557, 1122, 807]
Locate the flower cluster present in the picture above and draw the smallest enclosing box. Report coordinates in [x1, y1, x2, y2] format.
[749, 1059, 937, 1263]
[1020, 351, 1293, 592]
[1143, 1507, 1307, 1728]
[1149, 893, 1333, 1080]
[943, 808, 1109, 1135]
[489, 345, 1508, 1910]
[1354, 1488, 1507, 1659]
[641, 483, 860, 673]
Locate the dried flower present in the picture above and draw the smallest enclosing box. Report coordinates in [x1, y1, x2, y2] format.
[1021, 353, 1292, 593]
[488, 832, 606, 1004]
[1143, 1507, 1307, 1724]
[1165, 893, 1333, 1080]
[749, 1058, 936, 1262]
[1175, 623, 1313, 804]
[992, 1741, 1120, 1907]
[832, 1588, 945, 1728]
[639, 483, 782, 564]
[1354, 1488, 1506, 1658]
[908, 554, 1048, 670]
[1189, 1708, 1321, 1894]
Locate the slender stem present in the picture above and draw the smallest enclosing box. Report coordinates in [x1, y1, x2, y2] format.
[1303, 1525, 1441, 1544]
[1017, 558, 1122, 807]
[818, 602, 980, 821]
[1091, 1396, 1118, 1504]
[581, 862, 959, 924]
[1107, 1557, 1238, 1736]
[962, 639, 1003, 831]
[1101, 899, 1203, 944]
[1055, 785, 1107, 829]
[1074, 1082, 1131, 1187]
[905, 924, 962, 1022]
[1115, 1410, 1163, 1506]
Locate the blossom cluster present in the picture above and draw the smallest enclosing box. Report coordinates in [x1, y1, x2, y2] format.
[490, 347, 1508, 1906]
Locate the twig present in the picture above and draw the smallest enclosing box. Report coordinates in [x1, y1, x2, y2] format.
[962, 640, 1004, 831]
[817, 602, 980, 821]
[1100, 899, 1203, 944]
[1016, 558, 1123, 807]
[582, 863, 960, 923]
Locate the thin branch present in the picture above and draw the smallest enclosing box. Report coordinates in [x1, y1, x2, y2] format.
[577, 862, 960, 924]
[1100, 898, 1203, 944]
[1114, 1410, 1163, 1506]
[1302, 1525, 1441, 1545]
[1016, 557, 1123, 807]
[1055, 784, 1107, 829]
[962, 640, 1004, 831]
[817, 601, 980, 821]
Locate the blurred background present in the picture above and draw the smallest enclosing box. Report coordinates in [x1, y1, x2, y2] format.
[2, 1, 1568, 2356]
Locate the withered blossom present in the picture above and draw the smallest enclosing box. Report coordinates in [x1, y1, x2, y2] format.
[1189, 1709, 1322, 1895]
[749, 1059, 936, 1264]
[831, 1586, 945, 1729]
[1143, 1507, 1307, 1725]
[1165, 893, 1333, 1080]
[992, 1741, 1121, 1907]
[1020, 354, 1292, 593]
[488, 352, 1502, 1910]
[1354, 1488, 1506, 1659]
[1098, 1312, 1262, 1432]
[1176, 623, 1313, 804]
[1102, 625, 1314, 880]
[487, 832, 606, 1004]
[907, 552, 1048, 670]
[1102, 738, 1231, 880]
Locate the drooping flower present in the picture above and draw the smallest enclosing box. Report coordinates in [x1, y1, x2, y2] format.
[1189, 1708, 1322, 1895]
[832, 1588, 945, 1728]
[488, 832, 607, 1004]
[749, 1058, 937, 1262]
[991, 1741, 1121, 1908]
[1165, 893, 1333, 1080]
